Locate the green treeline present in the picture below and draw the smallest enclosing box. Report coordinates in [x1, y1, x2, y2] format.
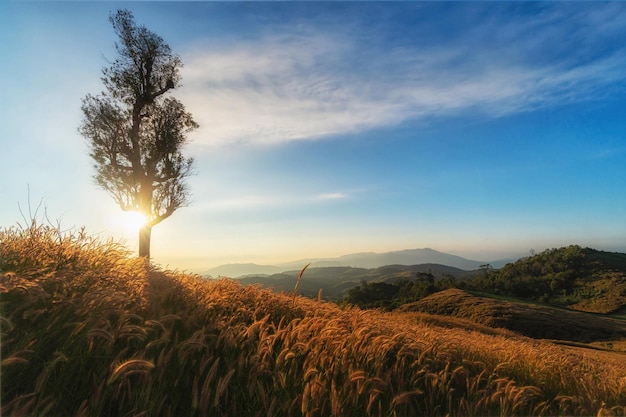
[345, 272, 456, 310]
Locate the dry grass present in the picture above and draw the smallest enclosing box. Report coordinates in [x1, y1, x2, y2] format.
[2, 224, 625, 416]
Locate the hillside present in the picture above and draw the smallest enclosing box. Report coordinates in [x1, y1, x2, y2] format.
[238, 263, 470, 300]
[466, 245, 626, 314]
[1, 225, 625, 416]
[400, 289, 626, 343]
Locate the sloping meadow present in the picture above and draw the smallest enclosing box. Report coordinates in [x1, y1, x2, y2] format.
[1, 225, 625, 416]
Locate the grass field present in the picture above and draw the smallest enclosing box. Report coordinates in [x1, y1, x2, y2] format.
[2, 224, 625, 416]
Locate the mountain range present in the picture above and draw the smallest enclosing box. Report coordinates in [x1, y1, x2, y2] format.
[202, 248, 517, 278]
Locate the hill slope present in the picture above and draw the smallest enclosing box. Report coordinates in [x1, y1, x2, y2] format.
[400, 289, 626, 343]
[1, 225, 625, 416]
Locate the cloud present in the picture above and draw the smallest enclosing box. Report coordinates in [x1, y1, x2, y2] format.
[194, 190, 351, 214]
[316, 192, 347, 201]
[178, 4, 626, 148]
[180, 33, 381, 147]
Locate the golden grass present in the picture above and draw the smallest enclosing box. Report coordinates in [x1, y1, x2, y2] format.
[1, 224, 625, 416]
[292, 262, 311, 306]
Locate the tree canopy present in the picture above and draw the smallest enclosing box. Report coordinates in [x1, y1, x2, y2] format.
[79, 9, 198, 258]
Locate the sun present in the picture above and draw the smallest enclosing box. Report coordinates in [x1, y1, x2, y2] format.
[116, 211, 148, 233]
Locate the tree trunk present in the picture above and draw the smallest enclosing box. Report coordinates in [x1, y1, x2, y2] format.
[139, 224, 152, 259]
[138, 176, 154, 259]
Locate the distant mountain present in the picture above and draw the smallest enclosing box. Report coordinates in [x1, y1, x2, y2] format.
[203, 248, 513, 278]
[280, 248, 486, 271]
[204, 263, 284, 278]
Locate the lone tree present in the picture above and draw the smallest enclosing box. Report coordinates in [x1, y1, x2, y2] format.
[80, 9, 198, 259]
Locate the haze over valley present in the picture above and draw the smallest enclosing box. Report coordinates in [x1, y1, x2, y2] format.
[203, 247, 517, 278]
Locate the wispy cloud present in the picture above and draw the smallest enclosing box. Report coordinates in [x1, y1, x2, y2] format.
[316, 192, 348, 201]
[179, 4, 626, 148]
[195, 190, 351, 213]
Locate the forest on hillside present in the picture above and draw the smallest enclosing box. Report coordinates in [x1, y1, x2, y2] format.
[345, 245, 626, 314]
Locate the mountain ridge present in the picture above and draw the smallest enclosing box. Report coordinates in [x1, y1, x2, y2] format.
[202, 248, 518, 278]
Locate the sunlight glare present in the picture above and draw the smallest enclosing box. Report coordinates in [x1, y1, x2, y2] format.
[112, 211, 148, 233]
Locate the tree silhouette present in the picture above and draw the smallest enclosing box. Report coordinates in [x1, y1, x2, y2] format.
[80, 9, 198, 259]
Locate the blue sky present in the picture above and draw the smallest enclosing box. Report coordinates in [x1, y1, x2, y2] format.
[1, 2, 625, 272]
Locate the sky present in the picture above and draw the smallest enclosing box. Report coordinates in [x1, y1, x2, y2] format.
[1, 1, 626, 273]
